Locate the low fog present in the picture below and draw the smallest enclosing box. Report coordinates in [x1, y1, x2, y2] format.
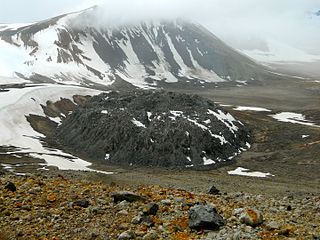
[1, 0, 319, 54]
[74, 0, 320, 54]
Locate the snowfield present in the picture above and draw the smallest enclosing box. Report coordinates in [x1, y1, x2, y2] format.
[0, 81, 113, 173]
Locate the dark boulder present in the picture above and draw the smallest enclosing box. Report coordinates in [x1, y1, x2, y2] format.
[112, 191, 147, 203]
[4, 181, 17, 192]
[207, 185, 220, 195]
[143, 202, 159, 215]
[73, 199, 90, 208]
[189, 204, 226, 230]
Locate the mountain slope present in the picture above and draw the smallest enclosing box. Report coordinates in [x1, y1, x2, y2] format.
[0, 7, 271, 88]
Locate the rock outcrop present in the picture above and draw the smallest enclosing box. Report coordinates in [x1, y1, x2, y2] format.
[55, 90, 251, 168]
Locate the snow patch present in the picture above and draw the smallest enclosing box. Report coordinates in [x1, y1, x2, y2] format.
[131, 118, 146, 128]
[271, 112, 320, 128]
[0, 84, 113, 174]
[234, 106, 272, 112]
[203, 157, 216, 165]
[186, 117, 228, 145]
[228, 167, 274, 178]
[208, 109, 239, 134]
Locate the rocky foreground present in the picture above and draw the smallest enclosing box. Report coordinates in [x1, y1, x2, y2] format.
[0, 171, 319, 240]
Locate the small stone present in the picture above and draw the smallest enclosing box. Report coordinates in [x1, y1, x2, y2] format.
[28, 187, 41, 194]
[207, 185, 220, 195]
[142, 230, 158, 240]
[82, 189, 90, 195]
[118, 223, 129, 230]
[118, 210, 129, 215]
[206, 231, 217, 239]
[47, 193, 57, 202]
[174, 197, 185, 203]
[278, 226, 294, 236]
[118, 230, 135, 240]
[244, 225, 252, 232]
[10, 214, 20, 220]
[135, 231, 146, 237]
[89, 206, 102, 215]
[189, 204, 226, 230]
[131, 214, 143, 224]
[239, 208, 263, 227]
[265, 221, 280, 230]
[233, 208, 244, 216]
[5, 182, 16, 192]
[142, 215, 154, 227]
[118, 200, 130, 209]
[21, 204, 32, 211]
[232, 231, 241, 240]
[90, 232, 99, 239]
[73, 199, 90, 208]
[228, 216, 237, 222]
[112, 191, 147, 203]
[287, 205, 292, 211]
[2, 209, 11, 216]
[160, 199, 171, 205]
[144, 202, 159, 215]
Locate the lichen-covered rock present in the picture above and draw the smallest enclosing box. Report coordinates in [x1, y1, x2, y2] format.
[238, 208, 263, 227]
[55, 90, 251, 168]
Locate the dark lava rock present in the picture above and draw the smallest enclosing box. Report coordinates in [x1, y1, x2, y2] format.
[189, 204, 226, 230]
[55, 90, 251, 168]
[207, 185, 220, 195]
[4, 182, 17, 192]
[112, 191, 147, 203]
[73, 199, 90, 208]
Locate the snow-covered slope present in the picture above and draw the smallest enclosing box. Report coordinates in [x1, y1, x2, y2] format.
[0, 7, 270, 88]
[0, 82, 113, 173]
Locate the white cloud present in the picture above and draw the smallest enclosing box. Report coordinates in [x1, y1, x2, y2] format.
[1, 0, 319, 54]
[71, 0, 320, 53]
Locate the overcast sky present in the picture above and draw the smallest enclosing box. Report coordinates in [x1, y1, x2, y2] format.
[1, 0, 319, 53]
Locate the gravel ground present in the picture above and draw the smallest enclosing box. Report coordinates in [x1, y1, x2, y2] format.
[0, 171, 319, 240]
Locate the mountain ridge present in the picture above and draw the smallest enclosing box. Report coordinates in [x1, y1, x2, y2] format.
[0, 7, 275, 89]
